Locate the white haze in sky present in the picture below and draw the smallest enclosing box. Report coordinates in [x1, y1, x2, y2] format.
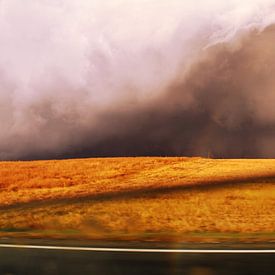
[0, 0, 275, 159]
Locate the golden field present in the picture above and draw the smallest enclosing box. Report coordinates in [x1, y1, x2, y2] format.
[0, 157, 275, 242]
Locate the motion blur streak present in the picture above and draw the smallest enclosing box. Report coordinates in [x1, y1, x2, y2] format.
[0, 0, 275, 159]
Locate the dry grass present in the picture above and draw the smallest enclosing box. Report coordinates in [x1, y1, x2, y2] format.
[0, 157, 275, 242]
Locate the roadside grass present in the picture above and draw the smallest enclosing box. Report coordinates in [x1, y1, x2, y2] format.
[0, 157, 274, 242]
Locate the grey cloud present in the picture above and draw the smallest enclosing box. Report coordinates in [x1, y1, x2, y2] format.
[1, 1, 275, 160]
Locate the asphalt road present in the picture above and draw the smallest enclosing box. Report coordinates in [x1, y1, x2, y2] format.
[0, 241, 274, 275]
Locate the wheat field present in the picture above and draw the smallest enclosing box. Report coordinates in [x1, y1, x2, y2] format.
[0, 157, 274, 242]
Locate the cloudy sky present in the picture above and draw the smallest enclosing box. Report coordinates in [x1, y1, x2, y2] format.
[0, 0, 275, 160]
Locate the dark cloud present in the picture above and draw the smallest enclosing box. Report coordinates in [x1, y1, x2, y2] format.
[56, 26, 275, 159]
[1, 2, 275, 160]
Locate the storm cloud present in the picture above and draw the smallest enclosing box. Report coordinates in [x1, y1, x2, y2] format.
[0, 0, 275, 160]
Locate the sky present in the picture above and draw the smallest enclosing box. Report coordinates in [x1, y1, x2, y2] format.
[0, 0, 275, 160]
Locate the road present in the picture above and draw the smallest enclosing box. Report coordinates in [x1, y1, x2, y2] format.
[0, 240, 274, 275]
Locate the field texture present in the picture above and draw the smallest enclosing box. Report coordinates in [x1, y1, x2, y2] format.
[0, 157, 274, 242]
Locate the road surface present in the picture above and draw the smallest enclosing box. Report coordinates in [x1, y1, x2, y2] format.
[0, 240, 274, 275]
